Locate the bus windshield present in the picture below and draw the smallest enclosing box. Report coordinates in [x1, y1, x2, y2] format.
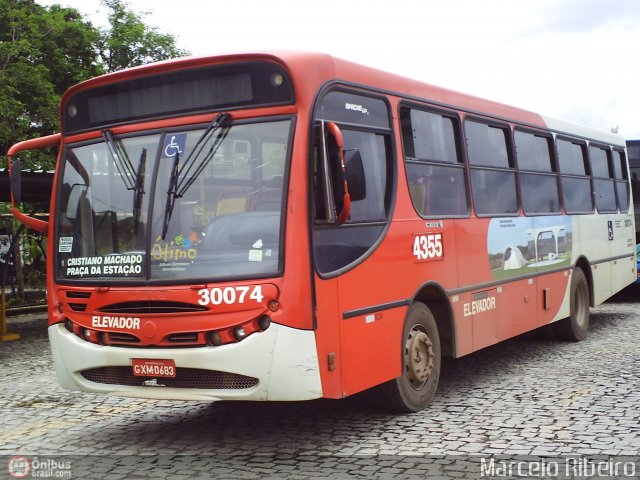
[55, 118, 291, 283]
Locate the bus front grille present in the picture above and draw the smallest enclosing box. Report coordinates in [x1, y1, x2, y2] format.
[97, 301, 207, 314]
[66, 291, 92, 299]
[80, 367, 259, 390]
[104, 332, 140, 345]
[68, 303, 88, 312]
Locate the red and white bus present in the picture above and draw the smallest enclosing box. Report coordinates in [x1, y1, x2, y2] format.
[8, 52, 636, 412]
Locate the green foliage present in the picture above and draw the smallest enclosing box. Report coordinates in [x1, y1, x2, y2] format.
[98, 0, 189, 72]
[21, 230, 45, 264]
[1, 0, 188, 294]
[0, 0, 189, 168]
[0, 0, 102, 169]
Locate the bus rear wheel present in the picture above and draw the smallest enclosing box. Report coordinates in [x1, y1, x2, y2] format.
[553, 267, 590, 341]
[378, 302, 441, 413]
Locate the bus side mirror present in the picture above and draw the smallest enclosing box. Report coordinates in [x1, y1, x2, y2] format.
[10, 158, 22, 204]
[7, 132, 60, 234]
[344, 149, 366, 202]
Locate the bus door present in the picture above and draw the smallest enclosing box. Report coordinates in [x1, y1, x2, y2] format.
[310, 90, 396, 397]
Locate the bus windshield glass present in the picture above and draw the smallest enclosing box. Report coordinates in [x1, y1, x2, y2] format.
[55, 118, 291, 283]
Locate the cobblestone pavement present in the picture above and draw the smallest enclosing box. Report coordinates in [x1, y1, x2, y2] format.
[1, 289, 639, 479]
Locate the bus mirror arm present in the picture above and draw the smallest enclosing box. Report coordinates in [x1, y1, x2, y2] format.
[7, 133, 61, 235]
[10, 157, 21, 204]
[326, 122, 351, 224]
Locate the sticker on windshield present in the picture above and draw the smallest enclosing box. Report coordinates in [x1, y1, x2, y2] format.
[249, 238, 264, 261]
[248, 250, 263, 262]
[162, 133, 187, 159]
[151, 234, 199, 272]
[63, 254, 144, 277]
[59, 237, 73, 253]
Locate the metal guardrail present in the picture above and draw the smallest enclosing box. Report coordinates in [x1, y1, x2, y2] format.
[6, 303, 47, 317]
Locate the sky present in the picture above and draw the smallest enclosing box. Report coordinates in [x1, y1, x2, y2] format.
[39, 0, 640, 139]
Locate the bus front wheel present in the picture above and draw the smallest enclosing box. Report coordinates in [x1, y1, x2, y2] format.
[553, 267, 590, 341]
[379, 302, 441, 413]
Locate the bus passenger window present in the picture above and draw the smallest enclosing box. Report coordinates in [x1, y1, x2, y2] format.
[400, 108, 467, 217]
[465, 120, 517, 216]
[557, 139, 593, 214]
[613, 150, 629, 213]
[589, 145, 616, 213]
[515, 131, 560, 214]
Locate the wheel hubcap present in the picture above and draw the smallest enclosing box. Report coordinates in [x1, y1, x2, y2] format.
[405, 327, 434, 390]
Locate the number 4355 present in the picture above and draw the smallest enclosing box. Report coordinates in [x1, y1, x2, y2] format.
[413, 233, 443, 262]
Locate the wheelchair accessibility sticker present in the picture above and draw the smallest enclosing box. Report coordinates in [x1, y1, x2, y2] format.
[162, 133, 187, 159]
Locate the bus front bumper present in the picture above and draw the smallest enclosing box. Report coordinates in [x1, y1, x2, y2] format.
[48, 322, 322, 401]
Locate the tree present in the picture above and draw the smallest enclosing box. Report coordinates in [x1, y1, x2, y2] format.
[0, 0, 102, 169]
[1, 0, 188, 302]
[98, 0, 189, 73]
[0, 0, 189, 168]
[0, 0, 103, 299]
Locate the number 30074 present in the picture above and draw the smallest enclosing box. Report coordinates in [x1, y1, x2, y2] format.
[197, 286, 264, 306]
[412, 233, 443, 262]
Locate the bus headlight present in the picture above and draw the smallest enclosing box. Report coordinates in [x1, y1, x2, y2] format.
[258, 315, 271, 331]
[233, 326, 247, 341]
[208, 331, 222, 346]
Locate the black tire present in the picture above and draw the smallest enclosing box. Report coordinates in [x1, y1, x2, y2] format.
[553, 267, 590, 341]
[377, 302, 441, 413]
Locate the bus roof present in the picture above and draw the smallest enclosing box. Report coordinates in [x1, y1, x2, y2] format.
[61, 51, 626, 147]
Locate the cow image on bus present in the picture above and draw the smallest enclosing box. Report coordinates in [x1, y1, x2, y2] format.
[7, 53, 636, 412]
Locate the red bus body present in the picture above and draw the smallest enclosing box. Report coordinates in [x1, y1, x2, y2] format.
[8, 52, 635, 411]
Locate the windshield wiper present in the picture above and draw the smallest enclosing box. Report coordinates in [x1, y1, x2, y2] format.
[162, 149, 180, 240]
[102, 129, 136, 190]
[175, 112, 231, 197]
[160, 112, 231, 239]
[132, 148, 147, 235]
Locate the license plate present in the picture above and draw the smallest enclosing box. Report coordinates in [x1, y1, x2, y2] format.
[132, 358, 176, 378]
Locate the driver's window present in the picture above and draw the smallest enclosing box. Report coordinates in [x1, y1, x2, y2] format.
[342, 130, 387, 223]
[312, 91, 393, 275]
[312, 123, 343, 223]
